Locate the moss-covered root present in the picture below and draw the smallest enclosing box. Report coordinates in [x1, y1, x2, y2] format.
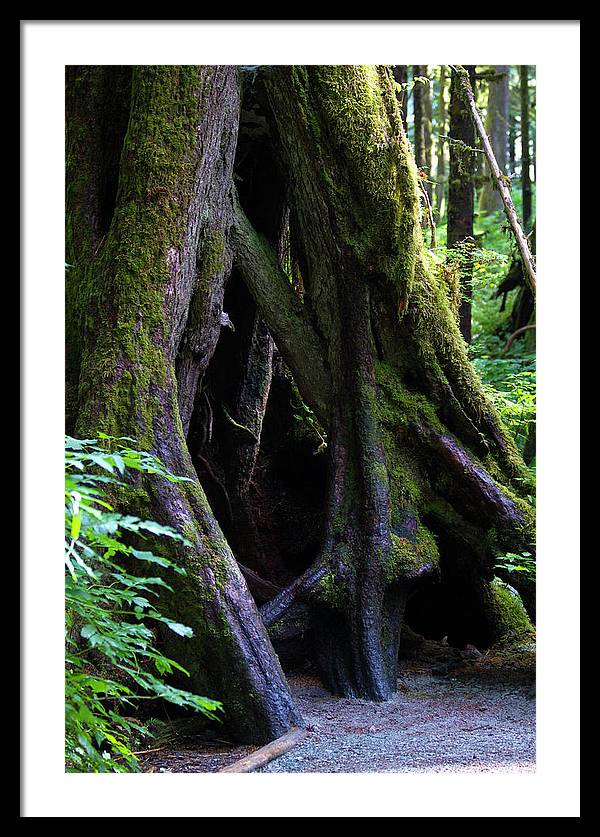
[487, 577, 535, 646]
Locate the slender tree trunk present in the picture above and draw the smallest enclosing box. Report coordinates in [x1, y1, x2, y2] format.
[520, 65, 532, 231]
[412, 66, 433, 201]
[423, 68, 433, 202]
[447, 65, 476, 343]
[412, 66, 425, 173]
[434, 65, 448, 223]
[509, 109, 516, 176]
[479, 66, 509, 215]
[66, 65, 301, 743]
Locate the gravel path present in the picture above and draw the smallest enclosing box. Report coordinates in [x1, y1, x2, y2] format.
[258, 672, 535, 773]
[142, 665, 535, 774]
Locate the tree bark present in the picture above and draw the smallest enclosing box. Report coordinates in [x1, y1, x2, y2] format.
[434, 65, 448, 223]
[67, 64, 535, 724]
[447, 65, 476, 343]
[66, 65, 301, 743]
[509, 108, 516, 176]
[412, 66, 433, 202]
[232, 66, 534, 700]
[392, 65, 409, 133]
[479, 66, 509, 215]
[520, 65, 532, 232]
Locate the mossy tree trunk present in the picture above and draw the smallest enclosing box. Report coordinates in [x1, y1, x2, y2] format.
[232, 66, 534, 700]
[447, 64, 476, 343]
[65, 65, 301, 743]
[66, 63, 534, 724]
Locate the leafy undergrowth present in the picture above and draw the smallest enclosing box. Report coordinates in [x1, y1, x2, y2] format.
[434, 205, 537, 582]
[65, 435, 222, 772]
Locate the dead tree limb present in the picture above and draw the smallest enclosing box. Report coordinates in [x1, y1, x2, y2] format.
[503, 323, 536, 354]
[450, 65, 536, 298]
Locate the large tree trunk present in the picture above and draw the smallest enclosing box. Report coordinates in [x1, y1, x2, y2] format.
[479, 66, 509, 215]
[66, 64, 534, 726]
[65, 65, 301, 743]
[447, 65, 476, 343]
[232, 66, 534, 700]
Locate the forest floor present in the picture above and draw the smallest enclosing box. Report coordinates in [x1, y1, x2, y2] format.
[141, 637, 535, 774]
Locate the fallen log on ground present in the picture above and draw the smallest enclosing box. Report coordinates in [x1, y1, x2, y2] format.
[218, 727, 307, 773]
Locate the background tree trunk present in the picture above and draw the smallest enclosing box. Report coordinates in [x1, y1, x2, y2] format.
[447, 65, 476, 343]
[479, 66, 509, 215]
[66, 65, 301, 744]
[413, 65, 424, 175]
[509, 108, 517, 176]
[413, 66, 433, 201]
[520, 65, 532, 231]
[434, 65, 448, 223]
[392, 65, 409, 133]
[423, 68, 433, 203]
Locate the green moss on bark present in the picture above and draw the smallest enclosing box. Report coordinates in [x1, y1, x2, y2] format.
[73, 67, 207, 444]
[384, 524, 440, 584]
[489, 577, 534, 643]
[316, 570, 353, 611]
[291, 66, 421, 306]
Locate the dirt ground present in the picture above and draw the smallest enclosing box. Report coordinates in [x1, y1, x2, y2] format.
[140, 643, 535, 774]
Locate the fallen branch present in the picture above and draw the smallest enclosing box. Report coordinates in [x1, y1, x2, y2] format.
[503, 323, 536, 354]
[260, 561, 328, 628]
[218, 727, 307, 773]
[450, 65, 536, 298]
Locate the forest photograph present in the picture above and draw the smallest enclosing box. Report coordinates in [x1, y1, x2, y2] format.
[22, 20, 579, 819]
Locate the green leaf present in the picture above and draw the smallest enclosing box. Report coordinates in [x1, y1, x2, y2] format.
[163, 620, 193, 638]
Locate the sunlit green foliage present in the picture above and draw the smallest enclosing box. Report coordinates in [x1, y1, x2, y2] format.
[65, 434, 222, 772]
[494, 550, 536, 582]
